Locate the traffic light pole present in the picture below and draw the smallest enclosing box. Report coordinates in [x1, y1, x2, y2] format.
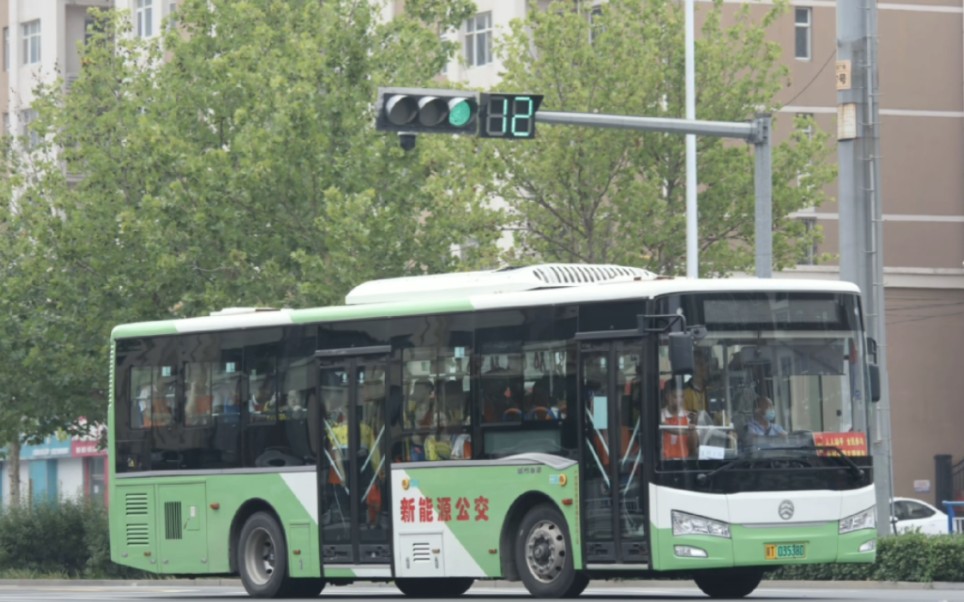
[536, 110, 773, 278]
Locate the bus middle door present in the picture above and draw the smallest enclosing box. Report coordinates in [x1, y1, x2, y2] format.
[579, 339, 647, 565]
[317, 347, 391, 570]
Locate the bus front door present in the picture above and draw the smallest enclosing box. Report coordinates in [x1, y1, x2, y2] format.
[580, 341, 648, 565]
[317, 352, 391, 567]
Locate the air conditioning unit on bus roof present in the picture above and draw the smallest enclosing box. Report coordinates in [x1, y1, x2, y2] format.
[345, 264, 657, 305]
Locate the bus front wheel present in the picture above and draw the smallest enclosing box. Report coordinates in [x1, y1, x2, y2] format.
[515, 503, 577, 598]
[693, 568, 763, 599]
[238, 512, 290, 598]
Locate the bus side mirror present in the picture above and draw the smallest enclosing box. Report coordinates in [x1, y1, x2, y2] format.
[669, 332, 694, 375]
[869, 364, 881, 402]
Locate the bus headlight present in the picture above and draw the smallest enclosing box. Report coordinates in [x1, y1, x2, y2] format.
[839, 507, 876, 534]
[672, 510, 731, 538]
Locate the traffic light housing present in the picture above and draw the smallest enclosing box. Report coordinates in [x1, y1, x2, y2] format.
[376, 87, 479, 135]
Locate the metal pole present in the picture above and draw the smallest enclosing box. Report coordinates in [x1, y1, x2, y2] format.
[838, 0, 892, 536]
[685, 0, 698, 278]
[536, 111, 755, 139]
[753, 115, 772, 278]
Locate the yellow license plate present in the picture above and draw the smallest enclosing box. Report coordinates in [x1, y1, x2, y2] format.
[765, 543, 806, 560]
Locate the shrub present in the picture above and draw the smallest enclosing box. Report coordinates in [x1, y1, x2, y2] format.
[0, 500, 148, 579]
[768, 533, 964, 583]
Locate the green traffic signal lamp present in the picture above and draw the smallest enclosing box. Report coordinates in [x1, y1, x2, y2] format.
[376, 87, 478, 134]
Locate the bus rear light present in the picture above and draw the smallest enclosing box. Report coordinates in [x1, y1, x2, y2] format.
[562, 498, 573, 506]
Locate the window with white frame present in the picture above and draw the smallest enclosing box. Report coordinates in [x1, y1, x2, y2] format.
[3, 27, 9, 71]
[794, 7, 811, 61]
[167, 2, 178, 30]
[22, 20, 41, 65]
[465, 12, 492, 67]
[21, 109, 39, 148]
[136, 0, 154, 38]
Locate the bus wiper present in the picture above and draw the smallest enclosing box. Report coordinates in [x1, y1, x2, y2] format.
[815, 445, 865, 481]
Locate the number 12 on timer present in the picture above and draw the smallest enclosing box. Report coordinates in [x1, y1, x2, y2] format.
[479, 94, 544, 139]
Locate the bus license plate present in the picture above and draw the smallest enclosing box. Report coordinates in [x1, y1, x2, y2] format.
[765, 543, 806, 560]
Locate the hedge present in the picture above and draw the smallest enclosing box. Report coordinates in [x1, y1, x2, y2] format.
[0, 500, 147, 578]
[769, 533, 964, 583]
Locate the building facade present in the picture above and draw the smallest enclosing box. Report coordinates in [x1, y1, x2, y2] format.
[0, 433, 108, 507]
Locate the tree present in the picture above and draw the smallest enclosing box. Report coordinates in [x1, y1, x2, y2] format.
[492, 0, 835, 275]
[0, 0, 505, 463]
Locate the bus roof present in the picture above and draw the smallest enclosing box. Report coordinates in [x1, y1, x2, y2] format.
[110, 266, 861, 339]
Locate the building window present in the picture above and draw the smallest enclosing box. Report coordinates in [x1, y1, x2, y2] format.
[3, 27, 9, 71]
[167, 2, 179, 30]
[801, 218, 817, 266]
[22, 20, 41, 65]
[794, 7, 811, 61]
[797, 112, 815, 141]
[465, 12, 492, 67]
[136, 0, 154, 38]
[589, 5, 604, 44]
[21, 109, 39, 148]
[795, 113, 814, 187]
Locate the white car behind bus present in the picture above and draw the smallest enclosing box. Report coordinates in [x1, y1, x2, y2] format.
[891, 497, 951, 535]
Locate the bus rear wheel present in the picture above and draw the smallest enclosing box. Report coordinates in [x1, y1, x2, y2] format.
[515, 503, 577, 598]
[283, 577, 325, 598]
[693, 568, 763, 599]
[395, 577, 474, 597]
[238, 512, 290, 598]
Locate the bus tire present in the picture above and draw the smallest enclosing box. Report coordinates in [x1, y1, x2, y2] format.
[282, 577, 325, 598]
[515, 503, 577, 598]
[563, 572, 590, 597]
[238, 512, 290, 598]
[395, 577, 473, 597]
[693, 568, 763, 599]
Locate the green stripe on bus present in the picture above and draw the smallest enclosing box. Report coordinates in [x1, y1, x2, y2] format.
[290, 298, 475, 323]
[111, 321, 179, 339]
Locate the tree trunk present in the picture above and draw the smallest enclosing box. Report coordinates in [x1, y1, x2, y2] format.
[7, 439, 21, 508]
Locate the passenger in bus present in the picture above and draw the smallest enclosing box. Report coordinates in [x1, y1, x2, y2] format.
[132, 384, 151, 428]
[661, 379, 697, 459]
[683, 349, 713, 414]
[405, 379, 437, 461]
[524, 378, 557, 421]
[745, 396, 787, 438]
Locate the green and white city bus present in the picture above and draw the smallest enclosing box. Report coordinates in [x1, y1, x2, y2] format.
[109, 264, 879, 598]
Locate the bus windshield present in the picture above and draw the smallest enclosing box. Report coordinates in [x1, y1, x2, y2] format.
[659, 292, 870, 463]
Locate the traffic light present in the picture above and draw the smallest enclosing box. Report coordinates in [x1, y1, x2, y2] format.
[376, 87, 479, 135]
